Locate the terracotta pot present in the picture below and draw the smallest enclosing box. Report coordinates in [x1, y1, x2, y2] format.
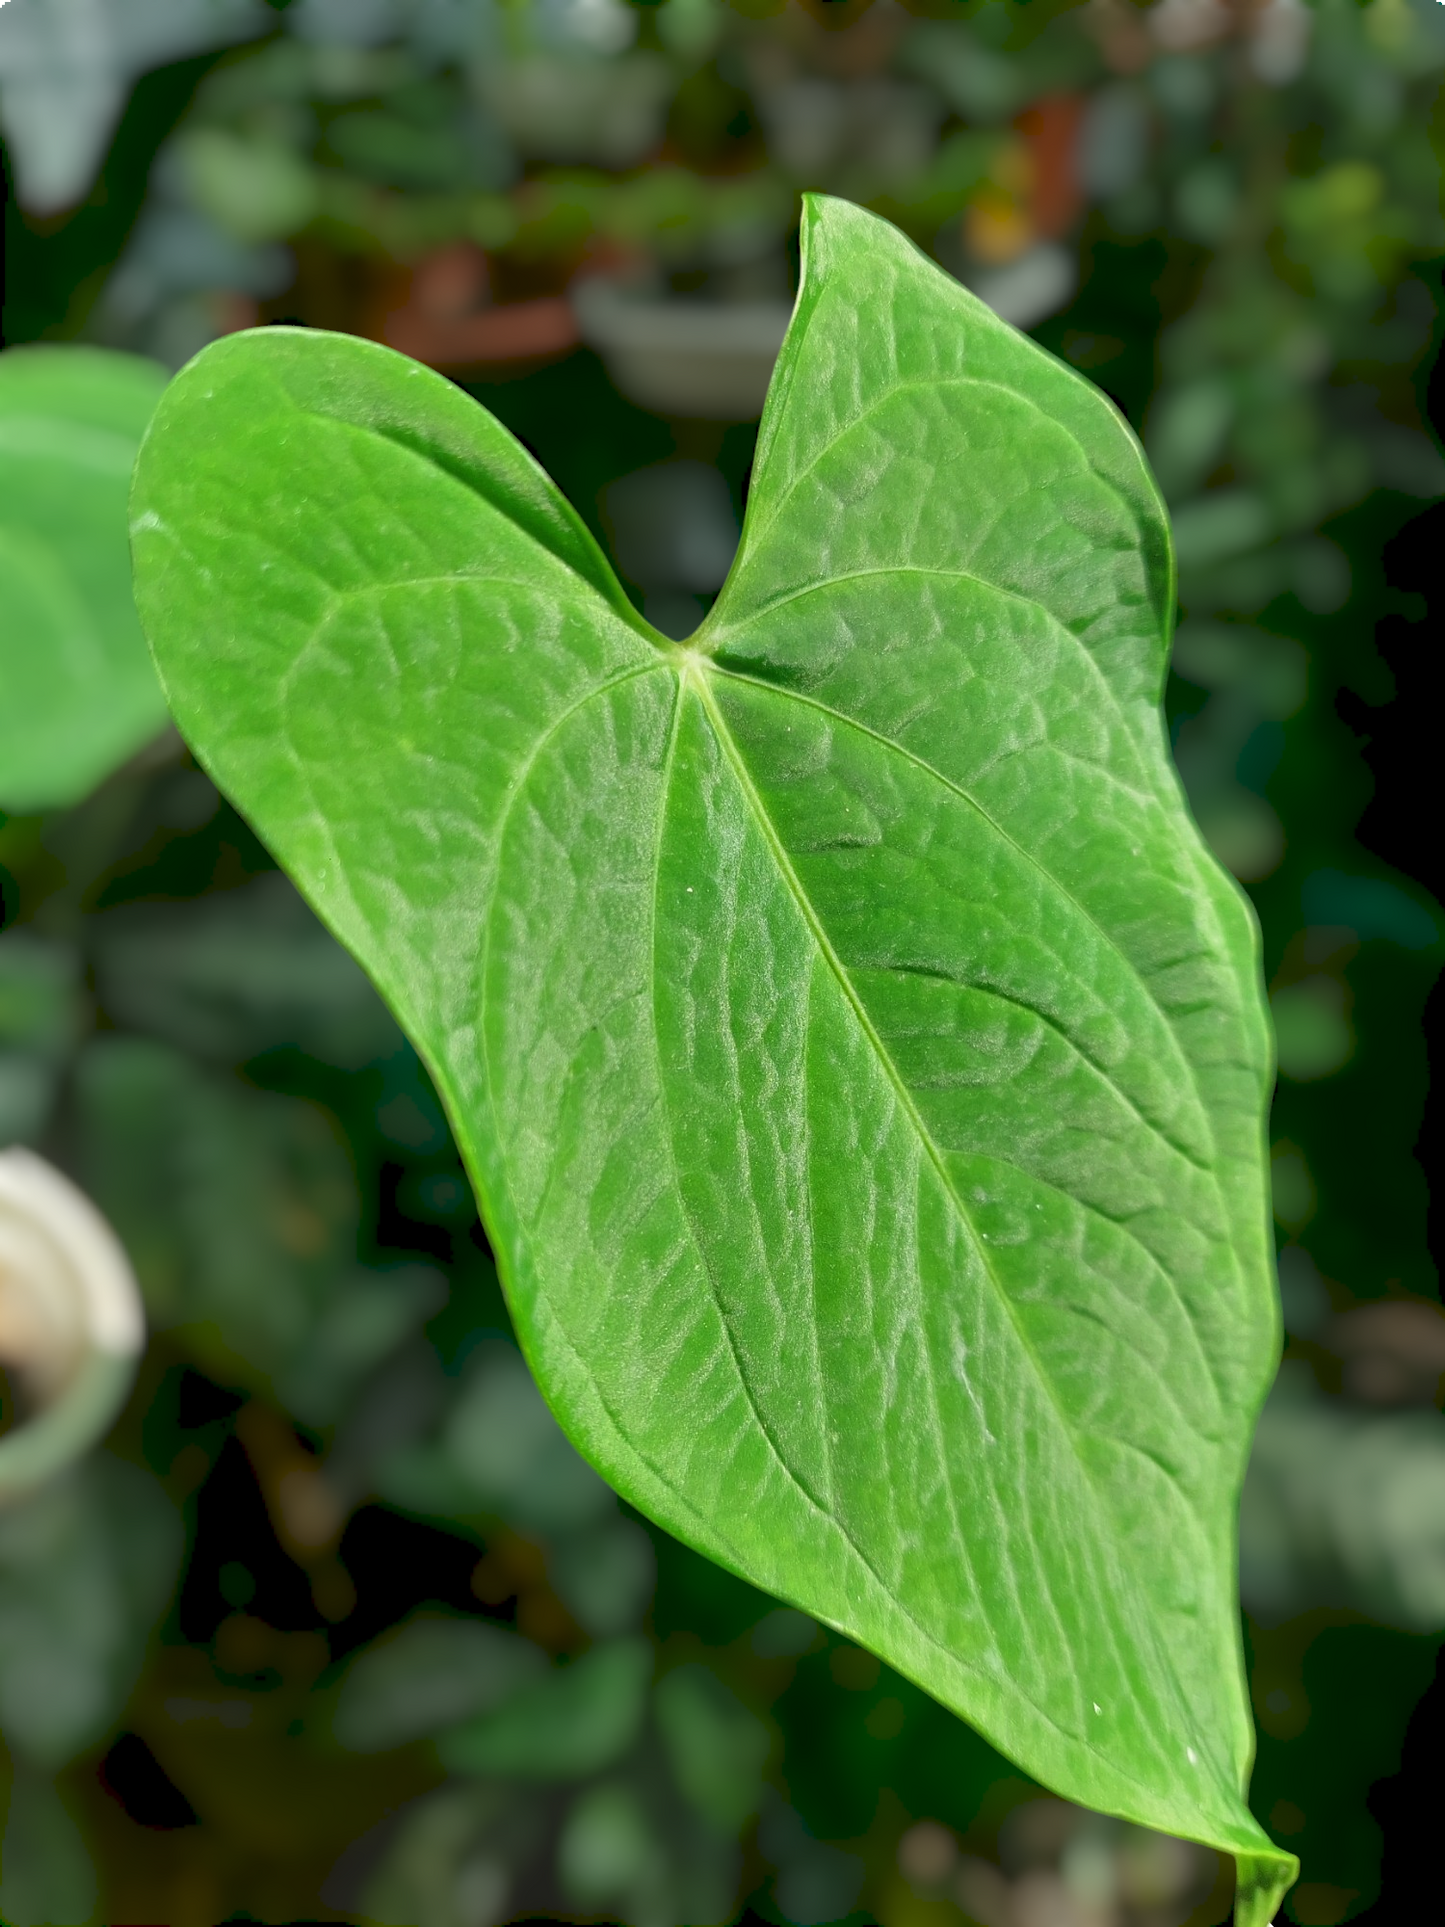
[371, 245, 581, 373]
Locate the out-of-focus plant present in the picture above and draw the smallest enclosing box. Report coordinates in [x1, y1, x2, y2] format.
[0, 0, 273, 217]
[0, 348, 171, 815]
[0, 1147, 173, 1927]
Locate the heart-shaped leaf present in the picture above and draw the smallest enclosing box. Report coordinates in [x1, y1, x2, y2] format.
[0, 346, 171, 813]
[132, 196, 1294, 1921]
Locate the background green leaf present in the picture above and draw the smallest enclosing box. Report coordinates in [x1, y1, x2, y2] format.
[0, 1458, 180, 1771]
[435, 1638, 652, 1781]
[132, 195, 1296, 1919]
[0, 1765, 97, 1927]
[0, 346, 171, 814]
[331, 1613, 546, 1755]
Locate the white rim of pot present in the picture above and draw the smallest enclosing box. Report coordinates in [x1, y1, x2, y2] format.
[570, 276, 795, 356]
[0, 1146, 145, 1499]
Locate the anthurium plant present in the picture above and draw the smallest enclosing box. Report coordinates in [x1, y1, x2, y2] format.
[130, 195, 1296, 1923]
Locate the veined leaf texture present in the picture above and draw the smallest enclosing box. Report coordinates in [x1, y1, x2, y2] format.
[132, 196, 1295, 1922]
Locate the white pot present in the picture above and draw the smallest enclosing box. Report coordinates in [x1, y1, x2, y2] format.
[0, 1148, 145, 1500]
[571, 277, 794, 421]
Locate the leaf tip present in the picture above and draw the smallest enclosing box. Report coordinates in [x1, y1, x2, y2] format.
[1233, 1846, 1300, 1927]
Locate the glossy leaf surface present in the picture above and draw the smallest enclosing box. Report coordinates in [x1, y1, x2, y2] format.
[0, 346, 171, 813]
[132, 197, 1294, 1919]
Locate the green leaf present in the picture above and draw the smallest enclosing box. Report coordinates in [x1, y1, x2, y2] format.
[332, 1614, 547, 1755]
[75, 1035, 441, 1425]
[0, 1767, 97, 1927]
[0, 347, 171, 814]
[0, 932, 79, 1145]
[132, 195, 1296, 1920]
[359, 1780, 527, 1927]
[655, 1664, 769, 1832]
[436, 1638, 653, 1780]
[0, 1458, 181, 1770]
[557, 1781, 662, 1914]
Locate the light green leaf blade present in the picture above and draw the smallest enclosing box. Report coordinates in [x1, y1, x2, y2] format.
[0, 346, 171, 814]
[131, 195, 1295, 1920]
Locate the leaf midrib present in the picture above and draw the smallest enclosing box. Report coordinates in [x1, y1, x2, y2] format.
[468, 656, 1165, 1745]
[680, 659, 1242, 1802]
[463, 651, 1233, 1466]
[468, 660, 995, 1713]
[686, 660, 1146, 1503]
[649, 676, 839, 1530]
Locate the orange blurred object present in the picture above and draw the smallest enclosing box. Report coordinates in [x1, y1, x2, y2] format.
[373, 243, 580, 370]
[213, 292, 260, 335]
[965, 186, 1035, 265]
[1016, 93, 1085, 238]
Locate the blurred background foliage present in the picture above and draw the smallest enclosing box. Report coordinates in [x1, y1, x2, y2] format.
[0, 1, 1441, 1924]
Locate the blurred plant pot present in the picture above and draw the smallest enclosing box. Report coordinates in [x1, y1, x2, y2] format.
[934, 221, 1078, 333]
[570, 276, 794, 421]
[369, 245, 580, 374]
[0, 1148, 144, 1501]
